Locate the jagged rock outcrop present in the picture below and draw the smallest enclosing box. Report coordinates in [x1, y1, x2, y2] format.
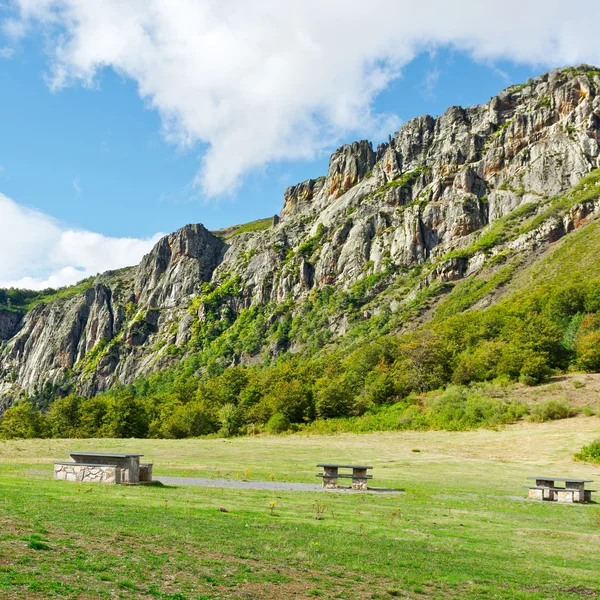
[2, 65, 600, 404]
[135, 223, 227, 307]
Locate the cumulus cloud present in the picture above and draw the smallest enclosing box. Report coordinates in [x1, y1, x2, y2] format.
[8, 0, 600, 196]
[0, 193, 162, 290]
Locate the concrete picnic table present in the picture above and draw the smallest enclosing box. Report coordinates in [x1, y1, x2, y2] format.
[526, 476, 595, 503]
[316, 463, 373, 490]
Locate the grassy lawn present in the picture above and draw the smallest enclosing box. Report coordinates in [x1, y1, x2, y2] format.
[1, 418, 600, 599]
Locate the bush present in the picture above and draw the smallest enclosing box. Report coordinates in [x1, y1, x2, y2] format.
[519, 353, 552, 385]
[574, 439, 600, 464]
[452, 341, 506, 384]
[265, 413, 291, 434]
[425, 386, 527, 430]
[528, 399, 577, 422]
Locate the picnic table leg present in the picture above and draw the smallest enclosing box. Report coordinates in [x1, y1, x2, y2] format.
[352, 468, 368, 491]
[568, 482, 585, 502]
[536, 480, 554, 500]
[528, 488, 544, 500]
[556, 490, 574, 503]
[323, 467, 338, 489]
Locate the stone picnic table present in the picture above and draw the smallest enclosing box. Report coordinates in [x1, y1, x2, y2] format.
[526, 476, 595, 503]
[316, 463, 373, 490]
[54, 452, 153, 485]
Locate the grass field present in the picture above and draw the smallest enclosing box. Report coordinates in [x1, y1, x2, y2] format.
[1, 418, 600, 599]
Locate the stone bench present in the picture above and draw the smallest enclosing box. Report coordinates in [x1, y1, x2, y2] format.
[526, 486, 596, 503]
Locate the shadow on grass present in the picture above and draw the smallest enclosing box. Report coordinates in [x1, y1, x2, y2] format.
[141, 481, 178, 489]
[332, 485, 405, 494]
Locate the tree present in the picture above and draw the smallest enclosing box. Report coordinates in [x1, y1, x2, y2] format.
[101, 390, 149, 438]
[315, 376, 354, 418]
[218, 403, 244, 436]
[47, 394, 82, 437]
[576, 330, 600, 372]
[0, 401, 47, 439]
[161, 401, 219, 438]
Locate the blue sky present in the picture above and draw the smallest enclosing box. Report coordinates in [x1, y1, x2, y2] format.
[1, 0, 599, 289]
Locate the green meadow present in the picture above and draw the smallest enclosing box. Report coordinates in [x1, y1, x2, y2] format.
[1, 417, 600, 599]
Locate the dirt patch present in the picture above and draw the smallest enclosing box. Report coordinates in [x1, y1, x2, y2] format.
[509, 373, 600, 409]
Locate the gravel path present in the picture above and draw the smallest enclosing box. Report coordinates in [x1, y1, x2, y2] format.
[154, 476, 401, 493]
[28, 470, 400, 493]
[155, 476, 325, 492]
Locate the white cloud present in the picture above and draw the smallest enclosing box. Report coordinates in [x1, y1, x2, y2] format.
[0, 193, 162, 290]
[72, 177, 81, 194]
[419, 68, 440, 101]
[10, 0, 600, 196]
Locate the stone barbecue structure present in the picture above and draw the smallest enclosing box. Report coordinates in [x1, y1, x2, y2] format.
[54, 452, 153, 485]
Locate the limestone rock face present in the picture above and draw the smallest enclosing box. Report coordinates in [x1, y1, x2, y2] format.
[135, 224, 227, 307]
[2, 65, 600, 403]
[326, 140, 376, 199]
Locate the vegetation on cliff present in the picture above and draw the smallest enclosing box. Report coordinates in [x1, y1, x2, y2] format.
[3, 209, 600, 440]
[2, 67, 600, 439]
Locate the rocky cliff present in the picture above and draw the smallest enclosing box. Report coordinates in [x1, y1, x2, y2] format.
[2, 65, 600, 406]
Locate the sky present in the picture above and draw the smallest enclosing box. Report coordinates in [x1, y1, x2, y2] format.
[1, 0, 600, 290]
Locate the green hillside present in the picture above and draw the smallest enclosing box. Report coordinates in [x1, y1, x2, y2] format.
[3, 168, 600, 441]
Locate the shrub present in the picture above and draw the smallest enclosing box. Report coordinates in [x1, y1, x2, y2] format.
[574, 439, 600, 464]
[452, 341, 506, 384]
[265, 413, 291, 434]
[519, 353, 552, 385]
[425, 386, 527, 430]
[528, 399, 577, 422]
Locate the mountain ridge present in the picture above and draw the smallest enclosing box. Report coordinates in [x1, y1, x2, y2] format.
[1, 64, 600, 409]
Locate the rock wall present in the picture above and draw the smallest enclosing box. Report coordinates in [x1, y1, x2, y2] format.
[54, 463, 121, 484]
